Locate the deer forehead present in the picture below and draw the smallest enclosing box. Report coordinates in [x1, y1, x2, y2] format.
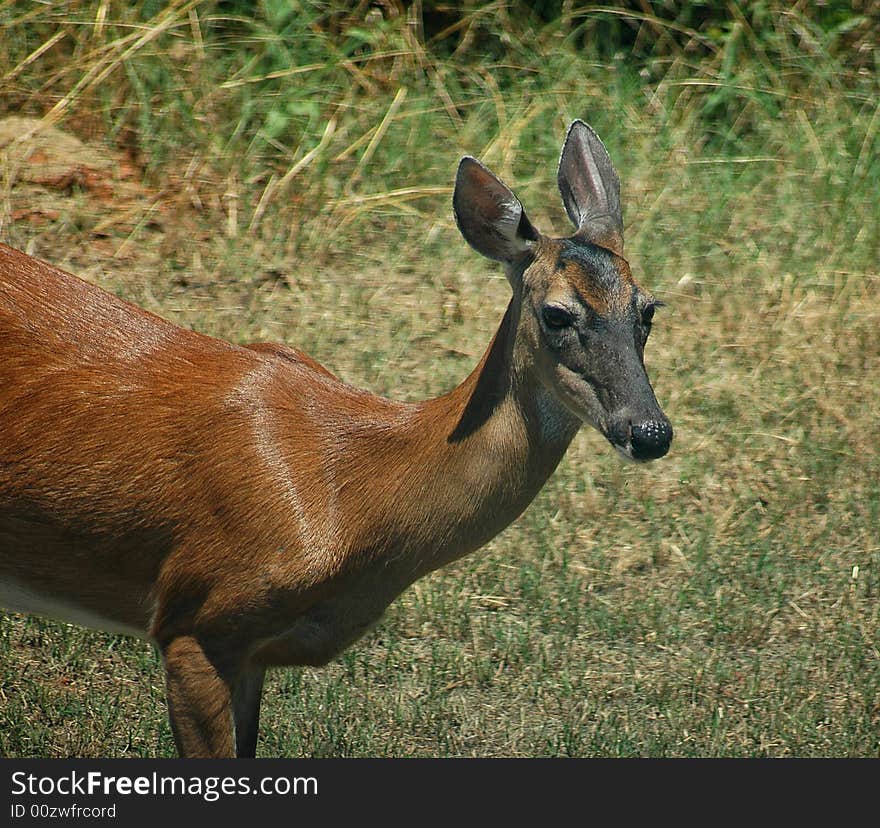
[526, 237, 637, 316]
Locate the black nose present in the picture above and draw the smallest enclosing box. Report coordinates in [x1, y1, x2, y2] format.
[630, 419, 673, 461]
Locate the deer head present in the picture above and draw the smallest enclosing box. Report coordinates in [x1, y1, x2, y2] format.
[453, 120, 672, 462]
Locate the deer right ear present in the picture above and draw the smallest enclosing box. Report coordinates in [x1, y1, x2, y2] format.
[453, 157, 538, 264]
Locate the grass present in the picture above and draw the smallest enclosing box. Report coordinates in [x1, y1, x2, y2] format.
[0, 1, 878, 757]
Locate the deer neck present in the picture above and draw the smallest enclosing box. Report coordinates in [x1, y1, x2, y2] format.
[375, 295, 582, 579]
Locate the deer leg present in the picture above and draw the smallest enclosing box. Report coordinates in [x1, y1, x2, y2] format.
[162, 635, 236, 758]
[233, 665, 266, 758]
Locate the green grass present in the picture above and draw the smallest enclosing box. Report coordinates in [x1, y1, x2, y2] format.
[0, 1, 878, 757]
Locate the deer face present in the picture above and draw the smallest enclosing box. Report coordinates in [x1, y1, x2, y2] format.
[522, 236, 671, 461]
[453, 120, 672, 462]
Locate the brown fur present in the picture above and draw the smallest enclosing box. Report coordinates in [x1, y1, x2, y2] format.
[0, 243, 580, 754]
[0, 124, 671, 756]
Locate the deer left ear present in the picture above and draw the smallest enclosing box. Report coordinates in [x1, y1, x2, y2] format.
[557, 120, 625, 256]
[453, 157, 538, 267]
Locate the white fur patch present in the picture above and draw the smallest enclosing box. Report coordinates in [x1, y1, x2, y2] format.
[0, 577, 146, 637]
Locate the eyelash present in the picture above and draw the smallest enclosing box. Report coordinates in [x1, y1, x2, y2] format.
[642, 299, 665, 327]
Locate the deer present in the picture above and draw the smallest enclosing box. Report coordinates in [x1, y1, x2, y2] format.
[0, 121, 672, 758]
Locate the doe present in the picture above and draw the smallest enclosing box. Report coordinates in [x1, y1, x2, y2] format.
[0, 121, 672, 757]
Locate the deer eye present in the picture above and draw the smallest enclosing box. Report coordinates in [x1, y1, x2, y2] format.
[542, 305, 574, 329]
[641, 299, 664, 328]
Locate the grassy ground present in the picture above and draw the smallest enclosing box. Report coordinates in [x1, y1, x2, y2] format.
[0, 2, 878, 757]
